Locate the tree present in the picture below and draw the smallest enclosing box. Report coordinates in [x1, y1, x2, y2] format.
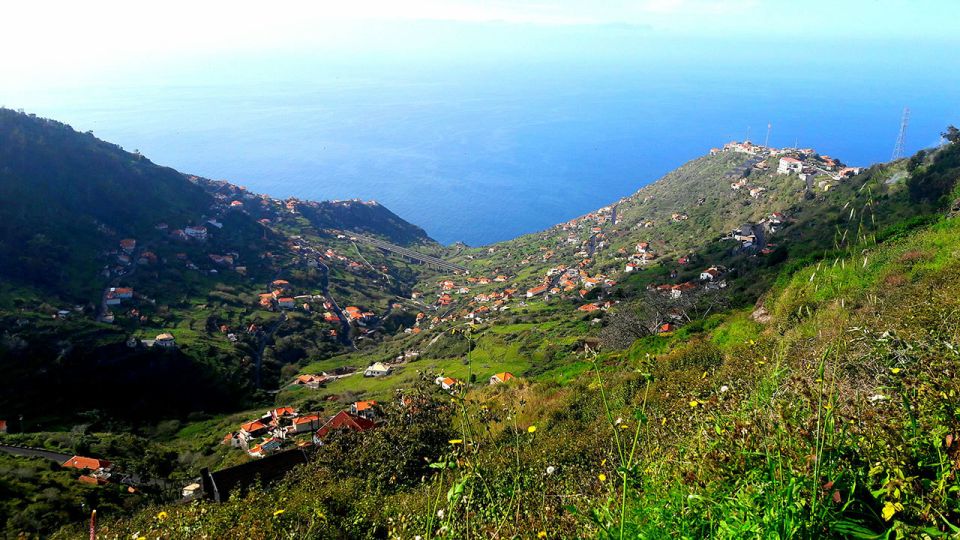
[943, 125, 960, 144]
[599, 286, 728, 350]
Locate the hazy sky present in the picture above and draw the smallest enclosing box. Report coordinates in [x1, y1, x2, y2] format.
[3, 0, 958, 86]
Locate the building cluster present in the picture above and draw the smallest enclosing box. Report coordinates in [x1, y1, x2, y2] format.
[222, 404, 381, 459]
[624, 241, 658, 273]
[62, 455, 114, 485]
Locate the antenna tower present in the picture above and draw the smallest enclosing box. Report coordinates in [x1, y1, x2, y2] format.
[892, 107, 910, 160]
[764, 123, 771, 147]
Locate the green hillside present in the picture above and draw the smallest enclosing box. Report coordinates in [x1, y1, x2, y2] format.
[0, 109, 450, 434]
[90, 143, 960, 538]
[3, 108, 960, 539]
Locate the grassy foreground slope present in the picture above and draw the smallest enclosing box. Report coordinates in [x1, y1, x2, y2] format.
[92, 161, 960, 537]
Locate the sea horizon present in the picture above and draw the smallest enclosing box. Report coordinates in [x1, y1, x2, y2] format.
[3, 45, 957, 246]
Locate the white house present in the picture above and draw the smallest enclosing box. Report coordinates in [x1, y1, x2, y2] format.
[777, 157, 803, 175]
[364, 362, 392, 377]
[700, 267, 720, 281]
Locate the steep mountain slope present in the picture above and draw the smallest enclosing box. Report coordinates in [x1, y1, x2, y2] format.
[0, 109, 215, 297]
[0, 110, 452, 429]
[297, 199, 435, 247]
[93, 140, 960, 539]
[3, 108, 958, 539]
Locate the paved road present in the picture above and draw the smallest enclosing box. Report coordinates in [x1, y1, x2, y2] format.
[0, 444, 71, 463]
[348, 234, 468, 273]
[317, 262, 356, 350]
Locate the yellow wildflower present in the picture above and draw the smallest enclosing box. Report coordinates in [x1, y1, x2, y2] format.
[881, 501, 897, 521]
[661, 417, 667, 426]
[449, 439, 464, 444]
[890, 367, 901, 374]
[598, 473, 607, 482]
[156, 511, 168, 521]
[527, 425, 537, 433]
[273, 509, 286, 517]
[689, 400, 699, 408]
[538, 532, 547, 538]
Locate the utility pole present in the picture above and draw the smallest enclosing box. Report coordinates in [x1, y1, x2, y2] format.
[892, 107, 910, 160]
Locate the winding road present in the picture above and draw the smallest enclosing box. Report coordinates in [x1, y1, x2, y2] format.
[0, 443, 72, 463]
[348, 233, 469, 273]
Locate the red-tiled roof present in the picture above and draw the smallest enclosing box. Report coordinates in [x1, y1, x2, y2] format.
[62, 455, 112, 470]
[240, 420, 267, 433]
[315, 411, 376, 439]
[353, 400, 377, 412]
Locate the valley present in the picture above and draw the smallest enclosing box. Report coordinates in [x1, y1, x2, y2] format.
[1, 109, 959, 538]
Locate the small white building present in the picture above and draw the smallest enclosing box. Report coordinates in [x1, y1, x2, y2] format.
[700, 267, 720, 281]
[777, 157, 803, 175]
[364, 362, 392, 377]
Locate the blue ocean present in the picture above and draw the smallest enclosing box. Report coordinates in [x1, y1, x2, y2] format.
[3, 44, 958, 246]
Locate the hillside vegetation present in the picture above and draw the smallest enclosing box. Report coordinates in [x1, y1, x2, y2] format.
[3, 107, 960, 538]
[80, 136, 960, 539]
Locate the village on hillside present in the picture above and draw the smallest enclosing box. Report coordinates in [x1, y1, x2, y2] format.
[12, 138, 872, 504]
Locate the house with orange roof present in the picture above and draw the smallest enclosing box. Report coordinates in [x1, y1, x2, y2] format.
[489, 372, 515, 385]
[670, 282, 698, 299]
[700, 267, 721, 281]
[578, 303, 601, 313]
[314, 411, 377, 441]
[272, 406, 297, 419]
[293, 374, 328, 388]
[351, 400, 378, 419]
[582, 277, 601, 289]
[119, 238, 136, 253]
[288, 414, 323, 434]
[62, 456, 112, 471]
[437, 376, 462, 392]
[777, 157, 803, 175]
[526, 285, 548, 298]
[240, 420, 269, 438]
